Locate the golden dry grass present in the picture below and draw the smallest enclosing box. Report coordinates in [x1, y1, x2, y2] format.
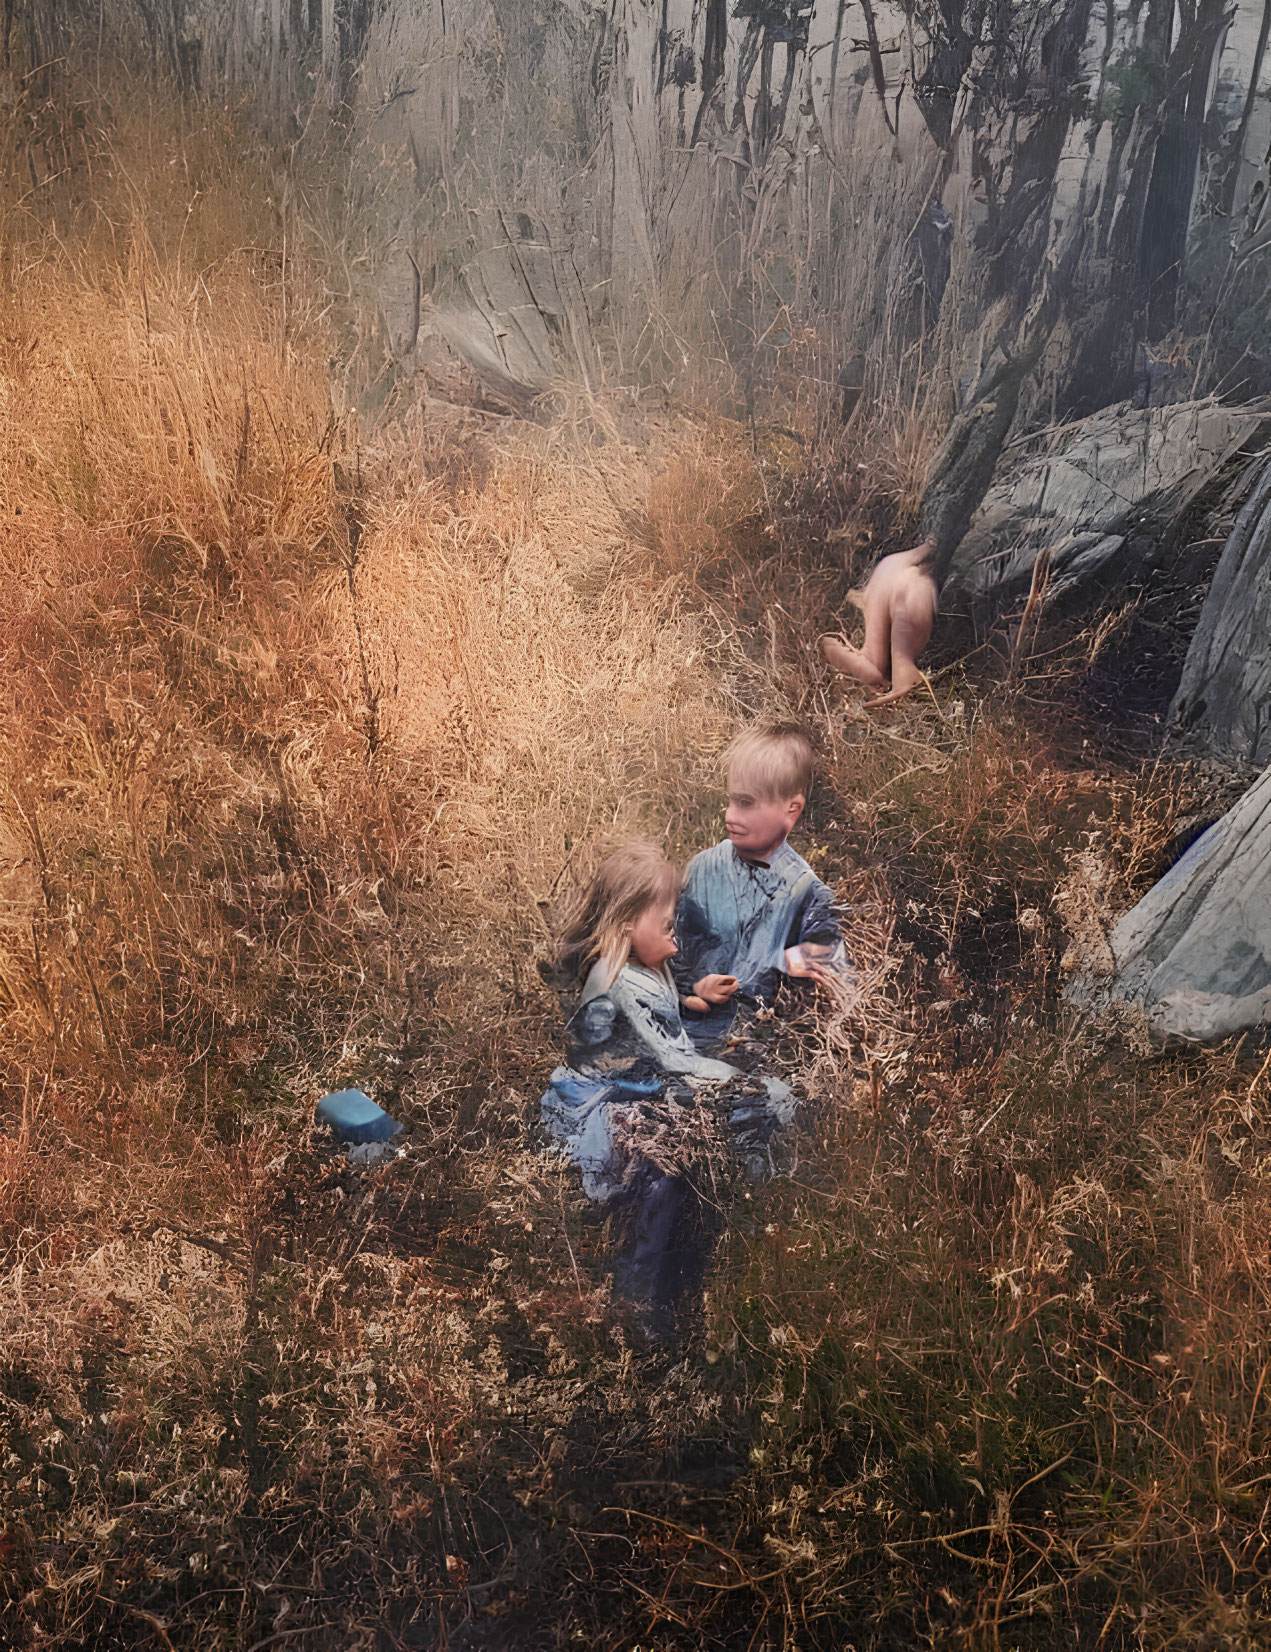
[4, 69, 1271, 1652]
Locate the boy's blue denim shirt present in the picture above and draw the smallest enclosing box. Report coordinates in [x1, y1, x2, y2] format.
[672, 838, 847, 1032]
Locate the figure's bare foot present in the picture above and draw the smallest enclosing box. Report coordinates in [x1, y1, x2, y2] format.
[865, 685, 913, 708]
[819, 633, 889, 690]
[865, 672, 928, 709]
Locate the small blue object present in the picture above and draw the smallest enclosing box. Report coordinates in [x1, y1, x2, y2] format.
[315, 1088, 404, 1145]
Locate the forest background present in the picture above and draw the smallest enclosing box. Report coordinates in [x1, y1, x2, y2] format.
[3, 0, 1271, 1646]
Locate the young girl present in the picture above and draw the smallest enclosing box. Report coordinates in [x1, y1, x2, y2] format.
[541, 843, 754, 1320]
[541, 842, 737, 1203]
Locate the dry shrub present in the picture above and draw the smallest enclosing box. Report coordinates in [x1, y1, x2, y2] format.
[0, 101, 775, 1080]
[542, 691, 1271, 1649]
[644, 434, 765, 586]
[0, 73, 801, 1650]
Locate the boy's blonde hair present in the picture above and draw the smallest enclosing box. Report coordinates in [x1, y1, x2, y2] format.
[723, 720, 814, 803]
[556, 842, 681, 987]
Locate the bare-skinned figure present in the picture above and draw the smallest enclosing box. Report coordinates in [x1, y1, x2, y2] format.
[819, 536, 938, 707]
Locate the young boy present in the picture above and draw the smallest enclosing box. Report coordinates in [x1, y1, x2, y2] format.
[673, 721, 848, 1043]
[820, 536, 938, 707]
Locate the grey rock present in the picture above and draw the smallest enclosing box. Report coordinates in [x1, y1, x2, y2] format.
[1064, 764, 1271, 1042]
[1169, 451, 1271, 770]
[940, 400, 1262, 627]
[378, 210, 599, 410]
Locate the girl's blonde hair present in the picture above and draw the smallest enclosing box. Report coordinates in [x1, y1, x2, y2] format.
[556, 842, 681, 987]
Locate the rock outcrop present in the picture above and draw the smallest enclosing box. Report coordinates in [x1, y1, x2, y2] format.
[1064, 764, 1271, 1042]
[1169, 452, 1271, 769]
[377, 213, 599, 411]
[939, 400, 1262, 628]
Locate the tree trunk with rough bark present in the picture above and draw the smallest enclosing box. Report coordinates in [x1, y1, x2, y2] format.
[921, 243, 1075, 584]
[1222, 0, 1271, 214]
[1137, 0, 1231, 336]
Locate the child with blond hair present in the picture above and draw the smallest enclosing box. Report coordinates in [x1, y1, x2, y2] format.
[541, 842, 792, 1318]
[674, 720, 849, 1044]
[551, 842, 738, 1106]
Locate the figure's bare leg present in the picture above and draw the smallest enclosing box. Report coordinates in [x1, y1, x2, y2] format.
[820, 633, 888, 689]
[865, 578, 935, 709]
[859, 595, 893, 684]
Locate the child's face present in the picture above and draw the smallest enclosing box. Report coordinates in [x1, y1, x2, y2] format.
[725, 774, 804, 862]
[630, 897, 678, 971]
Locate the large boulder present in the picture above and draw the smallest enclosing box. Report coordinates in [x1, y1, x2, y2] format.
[940, 400, 1263, 628]
[376, 214, 599, 411]
[1064, 764, 1271, 1043]
[1168, 453, 1271, 769]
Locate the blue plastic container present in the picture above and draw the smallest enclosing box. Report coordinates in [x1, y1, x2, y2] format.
[314, 1088, 404, 1145]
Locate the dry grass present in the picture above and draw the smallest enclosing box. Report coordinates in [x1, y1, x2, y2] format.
[4, 69, 1271, 1652]
[0, 74, 798, 1649]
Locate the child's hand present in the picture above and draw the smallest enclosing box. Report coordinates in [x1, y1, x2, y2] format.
[693, 973, 739, 1005]
[683, 995, 710, 1014]
[791, 949, 860, 1009]
[785, 944, 834, 980]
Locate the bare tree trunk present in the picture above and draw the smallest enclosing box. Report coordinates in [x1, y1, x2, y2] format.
[24, 0, 63, 77]
[689, 0, 725, 142]
[858, 0, 895, 134]
[978, 0, 1094, 297]
[1221, 0, 1271, 215]
[320, 0, 336, 95]
[827, 0, 848, 135]
[912, 0, 991, 150]
[269, 0, 280, 116]
[1132, 0, 1228, 333]
[1097, 106, 1137, 257]
[921, 244, 1077, 583]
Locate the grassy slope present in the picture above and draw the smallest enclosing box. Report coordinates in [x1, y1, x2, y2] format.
[2, 83, 1271, 1652]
